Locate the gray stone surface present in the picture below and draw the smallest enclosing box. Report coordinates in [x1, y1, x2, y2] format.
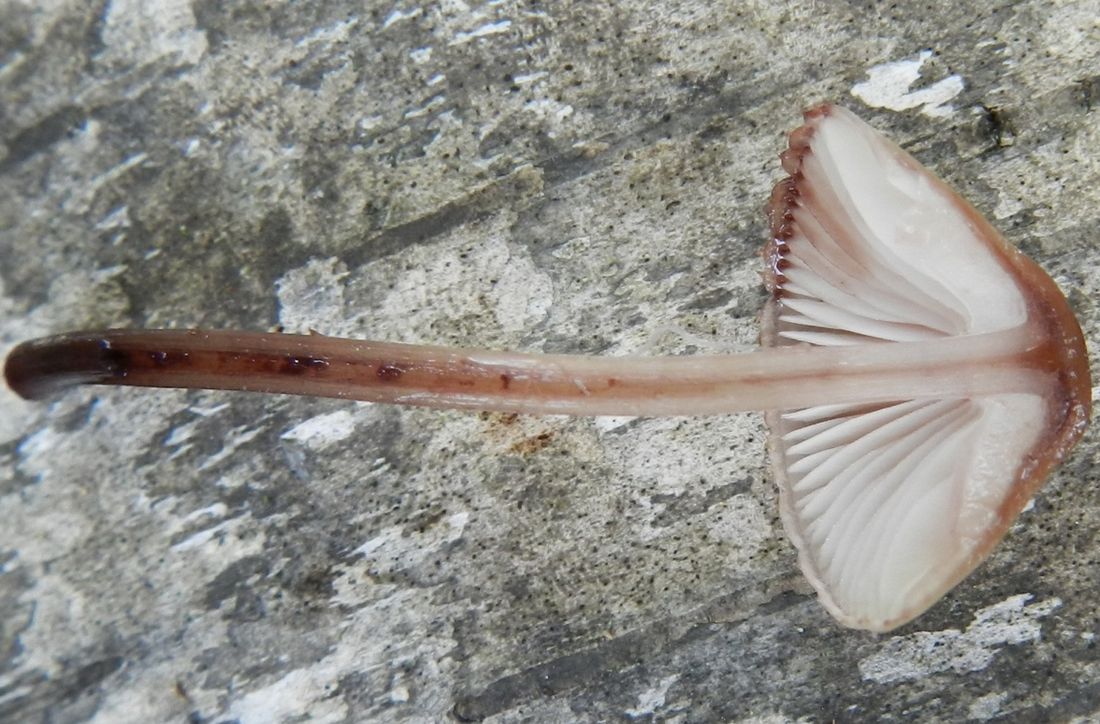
[1, 1, 1098, 721]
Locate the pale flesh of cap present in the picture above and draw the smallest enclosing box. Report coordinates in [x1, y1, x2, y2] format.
[763, 104, 1090, 632]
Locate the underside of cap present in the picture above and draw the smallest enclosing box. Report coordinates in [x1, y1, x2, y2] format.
[762, 104, 1090, 632]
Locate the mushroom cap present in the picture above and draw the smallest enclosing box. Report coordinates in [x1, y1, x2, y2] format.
[762, 104, 1091, 632]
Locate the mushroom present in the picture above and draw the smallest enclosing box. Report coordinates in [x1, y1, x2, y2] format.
[4, 104, 1090, 632]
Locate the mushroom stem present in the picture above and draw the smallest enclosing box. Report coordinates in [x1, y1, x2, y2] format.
[4, 324, 1054, 416]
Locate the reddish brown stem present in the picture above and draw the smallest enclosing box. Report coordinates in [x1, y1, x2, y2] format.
[4, 326, 1055, 416]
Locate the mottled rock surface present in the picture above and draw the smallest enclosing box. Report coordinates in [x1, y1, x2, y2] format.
[1, 1, 1098, 722]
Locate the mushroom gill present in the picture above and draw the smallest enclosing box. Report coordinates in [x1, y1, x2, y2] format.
[3, 104, 1090, 631]
[763, 104, 1090, 630]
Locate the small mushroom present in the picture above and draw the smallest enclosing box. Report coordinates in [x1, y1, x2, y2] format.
[4, 104, 1090, 631]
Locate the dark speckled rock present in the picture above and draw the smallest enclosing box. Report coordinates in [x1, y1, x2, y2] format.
[1, 2, 1098, 722]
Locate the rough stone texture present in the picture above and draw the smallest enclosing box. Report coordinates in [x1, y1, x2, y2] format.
[1, 1, 1098, 722]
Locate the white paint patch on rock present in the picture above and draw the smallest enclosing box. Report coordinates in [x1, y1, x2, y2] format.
[295, 17, 358, 48]
[592, 415, 638, 433]
[64, 153, 148, 215]
[625, 673, 680, 719]
[180, 502, 228, 525]
[354, 511, 471, 571]
[151, 498, 261, 557]
[858, 594, 1061, 684]
[100, 0, 207, 67]
[197, 425, 265, 471]
[993, 192, 1025, 221]
[968, 691, 1009, 721]
[382, 6, 424, 31]
[224, 588, 456, 722]
[449, 19, 512, 45]
[164, 417, 203, 448]
[276, 257, 353, 335]
[404, 93, 447, 119]
[171, 516, 241, 552]
[523, 98, 575, 139]
[94, 204, 131, 231]
[281, 409, 358, 450]
[851, 50, 964, 118]
[514, 70, 548, 84]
